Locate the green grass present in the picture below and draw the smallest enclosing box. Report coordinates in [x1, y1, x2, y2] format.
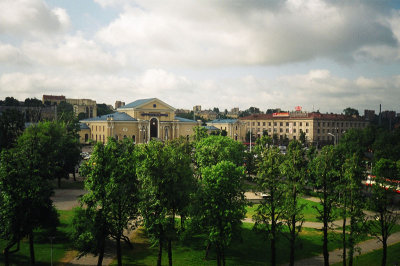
[0, 209, 75, 266]
[113, 223, 346, 266]
[332, 241, 400, 266]
[246, 198, 345, 223]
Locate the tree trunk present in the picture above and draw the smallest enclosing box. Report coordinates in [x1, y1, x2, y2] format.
[348, 216, 355, 266]
[157, 237, 163, 266]
[97, 237, 105, 266]
[4, 247, 10, 266]
[271, 198, 276, 266]
[168, 239, 172, 266]
[205, 242, 211, 259]
[116, 237, 122, 266]
[216, 244, 221, 266]
[29, 230, 35, 265]
[382, 236, 387, 266]
[342, 211, 347, 266]
[323, 187, 329, 266]
[73, 170, 76, 181]
[289, 216, 295, 266]
[221, 245, 225, 266]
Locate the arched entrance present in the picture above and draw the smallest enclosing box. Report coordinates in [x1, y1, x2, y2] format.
[150, 118, 158, 139]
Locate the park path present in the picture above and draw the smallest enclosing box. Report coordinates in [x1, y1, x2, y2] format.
[292, 231, 400, 265]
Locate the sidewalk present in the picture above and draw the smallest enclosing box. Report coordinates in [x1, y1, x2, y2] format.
[293, 231, 400, 265]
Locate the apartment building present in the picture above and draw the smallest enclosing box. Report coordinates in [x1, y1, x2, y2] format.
[240, 112, 368, 146]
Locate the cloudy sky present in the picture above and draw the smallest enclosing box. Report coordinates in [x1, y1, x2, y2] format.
[1, 0, 400, 113]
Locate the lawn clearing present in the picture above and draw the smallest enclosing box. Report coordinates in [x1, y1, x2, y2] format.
[0, 209, 75, 266]
[113, 222, 345, 266]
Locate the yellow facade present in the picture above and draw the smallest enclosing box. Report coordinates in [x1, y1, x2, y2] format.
[79, 98, 200, 144]
[240, 112, 368, 145]
[206, 119, 247, 142]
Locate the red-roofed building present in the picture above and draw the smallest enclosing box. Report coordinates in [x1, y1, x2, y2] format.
[240, 112, 368, 146]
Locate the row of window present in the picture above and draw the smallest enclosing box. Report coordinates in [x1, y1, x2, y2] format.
[248, 121, 310, 127]
[317, 121, 365, 128]
[250, 127, 310, 134]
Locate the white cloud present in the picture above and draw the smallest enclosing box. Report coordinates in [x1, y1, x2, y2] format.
[95, 0, 398, 67]
[0, 0, 70, 37]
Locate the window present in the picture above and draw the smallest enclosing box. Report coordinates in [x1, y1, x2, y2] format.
[257, 122, 260, 126]
[318, 129, 320, 133]
[280, 128, 283, 132]
[268, 128, 271, 132]
[132, 135, 136, 143]
[263, 122, 266, 126]
[327, 122, 330, 127]
[323, 122, 325, 126]
[268, 122, 271, 126]
[300, 122, 302, 126]
[286, 128, 289, 133]
[293, 136, 296, 140]
[252, 122, 255, 126]
[318, 122, 320, 127]
[103, 126, 105, 132]
[294, 122, 296, 126]
[306, 122, 309, 126]
[293, 129, 296, 133]
[85, 134, 88, 142]
[306, 129, 309, 133]
[153, 104, 157, 108]
[274, 122, 277, 126]
[286, 122, 289, 126]
[280, 122, 283, 126]
[274, 128, 277, 132]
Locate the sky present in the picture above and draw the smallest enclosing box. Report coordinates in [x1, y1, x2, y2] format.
[0, 0, 400, 114]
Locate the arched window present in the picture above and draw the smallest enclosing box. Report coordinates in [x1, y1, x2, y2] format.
[85, 134, 88, 142]
[132, 135, 136, 143]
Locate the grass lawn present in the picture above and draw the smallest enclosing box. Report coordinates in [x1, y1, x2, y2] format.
[113, 223, 345, 266]
[332, 241, 400, 266]
[246, 197, 344, 223]
[0, 209, 75, 265]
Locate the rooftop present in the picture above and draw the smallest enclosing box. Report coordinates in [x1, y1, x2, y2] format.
[80, 112, 137, 122]
[208, 119, 238, 124]
[118, 98, 156, 109]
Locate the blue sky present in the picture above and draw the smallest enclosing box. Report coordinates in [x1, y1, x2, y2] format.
[1, 0, 400, 114]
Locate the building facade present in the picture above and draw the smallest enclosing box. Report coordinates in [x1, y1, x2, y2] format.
[67, 98, 97, 118]
[206, 119, 247, 142]
[79, 98, 201, 144]
[240, 112, 369, 146]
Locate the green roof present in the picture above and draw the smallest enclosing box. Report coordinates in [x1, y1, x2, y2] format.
[81, 112, 137, 122]
[208, 119, 238, 124]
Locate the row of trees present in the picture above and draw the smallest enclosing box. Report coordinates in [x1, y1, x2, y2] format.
[72, 130, 247, 266]
[0, 120, 81, 265]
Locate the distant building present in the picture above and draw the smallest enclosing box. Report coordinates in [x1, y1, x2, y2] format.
[67, 98, 97, 118]
[42, 95, 66, 105]
[206, 119, 246, 142]
[193, 105, 201, 112]
[79, 98, 200, 144]
[381, 110, 396, 120]
[115, 101, 125, 109]
[240, 111, 368, 146]
[364, 109, 376, 121]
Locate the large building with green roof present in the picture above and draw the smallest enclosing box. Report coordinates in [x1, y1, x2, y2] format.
[79, 98, 200, 144]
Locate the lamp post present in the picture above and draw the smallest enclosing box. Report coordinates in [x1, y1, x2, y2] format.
[249, 126, 252, 152]
[328, 132, 336, 145]
[49, 236, 55, 266]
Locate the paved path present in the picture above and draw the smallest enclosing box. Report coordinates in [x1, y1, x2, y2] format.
[52, 189, 86, 210]
[293, 231, 400, 265]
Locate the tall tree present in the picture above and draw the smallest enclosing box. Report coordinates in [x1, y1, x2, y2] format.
[77, 138, 139, 266]
[368, 158, 400, 266]
[197, 161, 246, 266]
[0, 109, 25, 152]
[137, 140, 194, 266]
[343, 107, 359, 117]
[311, 145, 341, 266]
[253, 144, 284, 266]
[280, 140, 307, 266]
[0, 126, 58, 265]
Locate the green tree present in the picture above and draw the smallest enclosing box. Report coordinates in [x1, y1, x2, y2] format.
[97, 103, 113, 116]
[24, 98, 43, 107]
[77, 138, 139, 266]
[137, 140, 194, 266]
[368, 158, 400, 266]
[194, 135, 244, 171]
[253, 145, 284, 266]
[3, 97, 20, 106]
[343, 154, 367, 266]
[193, 126, 208, 142]
[0, 127, 58, 265]
[343, 107, 359, 117]
[57, 101, 73, 117]
[197, 161, 246, 266]
[311, 145, 341, 266]
[0, 109, 25, 152]
[280, 140, 307, 266]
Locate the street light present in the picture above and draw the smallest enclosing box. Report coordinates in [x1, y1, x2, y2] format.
[327, 132, 336, 145]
